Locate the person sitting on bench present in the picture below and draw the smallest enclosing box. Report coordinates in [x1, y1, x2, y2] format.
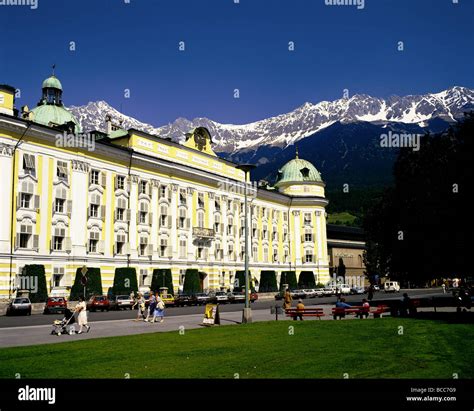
[335, 297, 352, 309]
[294, 299, 305, 320]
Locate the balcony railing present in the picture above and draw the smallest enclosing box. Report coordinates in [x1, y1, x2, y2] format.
[193, 227, 215, 239]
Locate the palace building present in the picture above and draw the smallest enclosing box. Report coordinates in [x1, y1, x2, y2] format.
[0, 75, 331, 299]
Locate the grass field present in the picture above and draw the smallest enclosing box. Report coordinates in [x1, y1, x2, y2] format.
[0, 319, 472, 379]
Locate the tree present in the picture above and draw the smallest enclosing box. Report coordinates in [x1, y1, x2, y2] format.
[259, 271, 278, 292]
[112, 267, 138, 296]
[151, 269, 174, 294]
[298, 271, 316, 289]
[21, 265, 47, 303]
[363, 112, 473, 283]
[279, 271, 297, 291]
[70, 267, 103, 300]
[183, 269, 201, 295]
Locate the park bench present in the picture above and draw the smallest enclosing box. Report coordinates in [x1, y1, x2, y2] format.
[332, 305, 388, 319]
[285, 308, 325, 320]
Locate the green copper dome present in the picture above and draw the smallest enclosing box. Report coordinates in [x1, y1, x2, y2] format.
[42, 75, 63, 90]
[31, 104, 82, 132]
[275, 156, 323, 187]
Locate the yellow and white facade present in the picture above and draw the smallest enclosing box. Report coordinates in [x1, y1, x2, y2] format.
[0, 78, 330, 299]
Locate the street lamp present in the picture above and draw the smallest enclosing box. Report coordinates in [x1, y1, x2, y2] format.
[237, 164, 256, 324]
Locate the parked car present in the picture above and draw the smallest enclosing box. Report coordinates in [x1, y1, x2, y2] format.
[159, 287, 175, 306]
[315, 288, 325, 297]
[109, 295, 134, 310]
[373, 284, 380, 291]
[337, 284, 351, 295]
[195, 293, 211, 305]
[322, 287, 335, 296]
[302, 289, 318, 298]
[43, 297, 67, 314]
[291, 290, 306, 299]
[384, 281, 400, 293]
[87, 295, 110, 312]
[174, 294, 198, 307]
[350, 286, 365, 295]
[6, 297, 32, 316]
[228, 292, 246, 304]
[211, 291, 229, 304]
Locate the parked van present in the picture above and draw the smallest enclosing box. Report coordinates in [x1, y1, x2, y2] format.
[384, 281, 400, 293]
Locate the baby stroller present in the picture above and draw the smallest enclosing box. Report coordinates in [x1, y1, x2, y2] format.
[51, 308, 76, 336]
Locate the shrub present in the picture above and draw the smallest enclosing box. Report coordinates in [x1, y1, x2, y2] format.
[151, 269, 174, 294]
[316, 282, 326, 288]
[70, 267, 103, 300]
[183, 269, 201, 295]
[279, 271, 297, 291]
[298, 271, 316, 289]
[234, 270, 255, 292]
[20, 265, 47, 303]
[112, 267, 138, 296]
[259, 270, 278, 292]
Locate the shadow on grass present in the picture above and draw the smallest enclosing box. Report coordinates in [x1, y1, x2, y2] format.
[400, 311, 474, 324]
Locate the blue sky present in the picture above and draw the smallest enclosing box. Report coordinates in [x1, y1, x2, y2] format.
[0, 0, 472, 126]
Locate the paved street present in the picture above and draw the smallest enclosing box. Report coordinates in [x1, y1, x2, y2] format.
[0, 289, 449, 350]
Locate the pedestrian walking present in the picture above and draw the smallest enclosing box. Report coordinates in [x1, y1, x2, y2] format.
[441, 283, 446, 294]
[75, 296, 90, 334]
[145, 292, 156, 322]
[133, 292, 146, 321]
[153, 293, 165, 323]
[283, 288, 292, 309]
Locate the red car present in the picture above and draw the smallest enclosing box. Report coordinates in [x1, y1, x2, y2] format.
[86, 295, 110, 312]
[43, 297, 67, 314]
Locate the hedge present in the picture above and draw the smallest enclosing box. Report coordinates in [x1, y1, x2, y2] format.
[298, 271, 316, 289]
[183, 269, 201, 295]
[259, 270, 278, 293]
[234, 270, 255, 292]
[70, 267, 103, 300]
[20, 265, 47, 303]
[151, 269, 174, 294]
[279, 271, 297, 291]
[112, 267, 138, 296]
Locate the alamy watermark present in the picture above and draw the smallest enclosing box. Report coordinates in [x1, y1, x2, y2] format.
[0, 0, 38, 9]
[325, 0, 365, 10]
[380, 131, 421, 152]
[218, 179, 258, 199]
[55, 132, 96, 152]
[15, 275, 37, 293]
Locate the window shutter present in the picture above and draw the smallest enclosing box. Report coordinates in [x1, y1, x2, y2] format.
[65, 237, 72, 252]
[148, 212, 153, 226]
[33, 195, 40, 210]
[32, 235, 39, 250]
[66, 200, 72, 216]
[126, 179, 131, 193]
[101, 172, 107, 187]
[114, 175, 118, 190]
[167, 215, 172, 228]
[98, 240, 105, 254]
[126, 209, 131, 222]
[124, 242, 131, 255]
[100, 205, 106, 221]
[147, 244, 154, 256]
[16, 194, 20, 210]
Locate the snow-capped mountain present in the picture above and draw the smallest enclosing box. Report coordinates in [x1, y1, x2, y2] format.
[69, 86, 474, 155]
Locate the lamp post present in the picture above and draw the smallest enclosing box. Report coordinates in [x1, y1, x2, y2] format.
[237, 164, 256, 324]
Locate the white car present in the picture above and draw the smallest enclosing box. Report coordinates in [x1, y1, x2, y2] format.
[337, 284, 351, 295]
[314, 288, 325, 297]
[302, 289, 317, 298]
[213, 291, 229, 304]
[384, 281, 400, 293]
[322, 287, 335, 296]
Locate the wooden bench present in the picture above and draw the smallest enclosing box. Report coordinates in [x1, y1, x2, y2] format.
[285, 308, 325, 320]
[332, 305, 387, 319]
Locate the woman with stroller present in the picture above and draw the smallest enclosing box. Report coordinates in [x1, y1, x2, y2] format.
[75, 296, 90, 334]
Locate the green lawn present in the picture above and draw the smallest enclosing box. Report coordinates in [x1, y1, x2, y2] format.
[327, 212, 357, 225]
[0, 319, 472, 379]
